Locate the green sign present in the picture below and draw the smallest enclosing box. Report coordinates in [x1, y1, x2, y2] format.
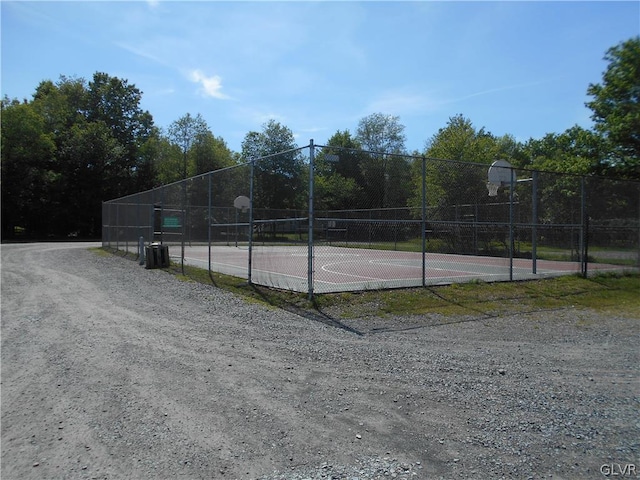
[163, 216, 181, 228]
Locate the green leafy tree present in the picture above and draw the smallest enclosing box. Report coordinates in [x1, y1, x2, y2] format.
[586, 36, 640, 179]
[241, 120, 304, 211]
[32, 76, 86, 134]
[57, 121, 126, 236]
[522, 126, 604, 175]
[191, 131, 235, 176]
[323, 130, 365, 187]
[2, 73, 157, 238]
[355, 113, 409, 208]
[1, 99, 56, 238]
[356, 113, 406, 154]
[314, 131, 365, 211]
[146, 133, 182, 186]
[133, 126, 162, 191]
[414, 114, 508, 216]
[412, 115, 527, 252]
[190, 130, 236, 221]
[86, 74, 153, 145]
[86, 72, 156, 191]
[522, 126, 629, 225]
[167, 113, 210, 180]
[313, 173, 361, 213]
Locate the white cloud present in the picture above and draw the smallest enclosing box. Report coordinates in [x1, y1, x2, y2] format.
[115, 42, 172, 67]
[189, 70, 230, 100]
[366, 89, 442, 117]
[364, 79, 556, 120]
[447, 80, 553, 104]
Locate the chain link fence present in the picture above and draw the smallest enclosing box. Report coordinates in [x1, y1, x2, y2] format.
[103, 142, 640, 297]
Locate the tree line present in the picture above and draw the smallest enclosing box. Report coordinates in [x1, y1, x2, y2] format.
[2, 37, 638, 240]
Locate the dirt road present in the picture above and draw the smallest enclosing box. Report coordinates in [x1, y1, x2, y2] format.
[1, 243, 638, 479]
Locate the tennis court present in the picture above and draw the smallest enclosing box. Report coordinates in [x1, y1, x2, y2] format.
[173, 244, 631, 294]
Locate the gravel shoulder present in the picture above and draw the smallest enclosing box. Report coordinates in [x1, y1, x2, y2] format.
[1, 243, 638, 479]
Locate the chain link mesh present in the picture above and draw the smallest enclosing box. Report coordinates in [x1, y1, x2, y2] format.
[103, 144, 640, 296]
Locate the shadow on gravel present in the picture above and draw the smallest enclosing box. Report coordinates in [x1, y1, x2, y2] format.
[255, 285, 637, 335]
[98, 247, 640, 337]
[250, 286, 365, 336]
[360, 308, 569, 335]
[292, 304, 365, 336]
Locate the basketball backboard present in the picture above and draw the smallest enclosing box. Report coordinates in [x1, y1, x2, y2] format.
[233, 195, 250, 213]
[487, 160, 515, 196]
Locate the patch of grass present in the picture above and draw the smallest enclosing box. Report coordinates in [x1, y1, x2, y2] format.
[165, 260, 309, 310]
[95, 246, 640, 320]
[314, 273, 640, 319]
[568, 273, 640, 315]
[88, 247, 112, 257]
[98, 246, 138, 260]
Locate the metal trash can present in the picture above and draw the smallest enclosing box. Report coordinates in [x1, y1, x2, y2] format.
[145, 242, 169, 269]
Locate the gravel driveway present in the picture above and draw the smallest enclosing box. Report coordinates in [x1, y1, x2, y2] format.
[1, 242, 638, 479]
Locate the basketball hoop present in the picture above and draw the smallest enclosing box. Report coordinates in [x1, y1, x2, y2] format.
[234, 195, 250, 214]
[487, 182, 500, 197]
[487, 160, 515, 197]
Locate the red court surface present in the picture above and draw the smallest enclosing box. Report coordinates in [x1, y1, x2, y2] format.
[169, 244, 634, 294]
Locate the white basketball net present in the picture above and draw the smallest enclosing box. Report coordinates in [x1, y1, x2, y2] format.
[487, 182, 500, 197]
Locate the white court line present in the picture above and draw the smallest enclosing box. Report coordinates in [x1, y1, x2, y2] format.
[184, 256, 310, 282]
[368, 257, 572, 275]
[320, 260, 388, 281]
[292, 252, 361, 258]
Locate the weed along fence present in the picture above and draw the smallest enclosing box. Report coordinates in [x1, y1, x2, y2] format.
[103, 142, 640, 298]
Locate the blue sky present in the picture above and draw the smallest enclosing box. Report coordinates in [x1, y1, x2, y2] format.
[2, 1, 639, 154]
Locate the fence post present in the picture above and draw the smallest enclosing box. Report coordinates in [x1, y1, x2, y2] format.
[308, 140, 315, 300]
[159, 185, 164, 244]
[116, 203, 120, 251]
[637, 186, 640, 269]
[136, 196, 141, 258]
[583, 211, 589, 278]
[139, 236, 145, 265]
[532, 171, 538, 274]
[102, 202, 107, 247]
[248, 159, 254, 285]
[509, 168, 515, 281]
[581, 176, 587, 277]
[149, 188, 156, 245]
[421, 156, 427, 287]
[125, 202, 129, 254]
[181, 178, 186, 275]
[208, 172, 213, 280]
